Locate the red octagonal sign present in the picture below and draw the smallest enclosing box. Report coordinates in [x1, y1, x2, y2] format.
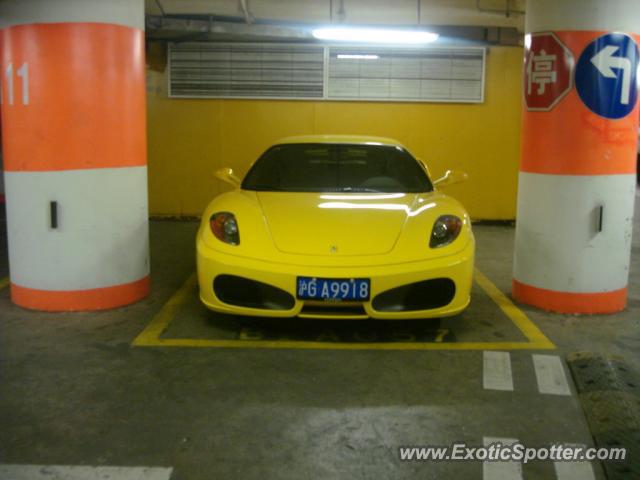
[524, 32, 574, 111]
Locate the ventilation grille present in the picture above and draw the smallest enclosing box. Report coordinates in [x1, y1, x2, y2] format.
[169, 42, 485, 103]
[169, 43, 325, 98]
[328, 47, 484, 102]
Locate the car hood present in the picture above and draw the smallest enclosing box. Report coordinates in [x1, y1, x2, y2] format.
[256, 192, 436, 256]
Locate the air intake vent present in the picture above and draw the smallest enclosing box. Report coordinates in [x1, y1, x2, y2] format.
[169, 43, 325, 98]
[214, 275, 295, 310]
[372, 278, 455, 312]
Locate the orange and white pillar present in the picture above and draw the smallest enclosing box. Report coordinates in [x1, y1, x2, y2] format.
[513, 0, 639, 314]
[0, 0, 149, 311]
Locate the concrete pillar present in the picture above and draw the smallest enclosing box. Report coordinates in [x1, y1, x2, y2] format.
[0, 0, 149, 311]
[513, 0, 639, 313]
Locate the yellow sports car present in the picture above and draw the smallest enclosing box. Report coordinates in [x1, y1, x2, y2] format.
[196, 135, 474, 320]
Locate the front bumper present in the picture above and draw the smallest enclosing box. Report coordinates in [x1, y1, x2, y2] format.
[196, 239, 474, 320]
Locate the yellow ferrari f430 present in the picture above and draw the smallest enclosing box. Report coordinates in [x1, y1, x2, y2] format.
[197, 135, 474, 320]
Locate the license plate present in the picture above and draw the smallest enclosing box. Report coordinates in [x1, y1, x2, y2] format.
[296, 277, 370, 301]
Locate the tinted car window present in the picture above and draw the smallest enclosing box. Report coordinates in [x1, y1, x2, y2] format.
[242, 143, 433, 193]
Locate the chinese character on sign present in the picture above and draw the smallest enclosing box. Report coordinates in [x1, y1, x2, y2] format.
[524, 32, 574, 111]
[527, 50, 557, 95]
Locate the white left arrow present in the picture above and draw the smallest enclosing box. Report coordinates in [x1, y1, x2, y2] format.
[590, 44, 633, 105]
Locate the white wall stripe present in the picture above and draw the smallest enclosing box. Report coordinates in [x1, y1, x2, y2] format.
[554, 460, 596, 480]
[0, 465, 173, 480]
[483, 437, 523, 480]
[533, 354, 572, 396]
[483, 351, 514, 391]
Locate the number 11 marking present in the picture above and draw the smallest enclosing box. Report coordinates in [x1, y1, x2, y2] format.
[17, 62, 29, 105]
[2, 62, 29, 105]
[4, 63, 13, 104]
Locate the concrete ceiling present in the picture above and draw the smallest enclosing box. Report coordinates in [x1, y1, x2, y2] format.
[145, 0, 526, 30]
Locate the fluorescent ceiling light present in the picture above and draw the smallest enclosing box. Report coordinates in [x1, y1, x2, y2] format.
[337, 54, 379, 60]
[312, 27, 438, 44]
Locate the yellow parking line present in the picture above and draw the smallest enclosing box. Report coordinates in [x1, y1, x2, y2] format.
[132, 269, 555, 351]
[474, 268, 555, 349]
[0, 277, 9, 291]
[146, 338, 554, 350]
[132, 273, 198, 346]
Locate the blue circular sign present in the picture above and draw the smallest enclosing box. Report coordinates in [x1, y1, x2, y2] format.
[575, 33, 639, 119]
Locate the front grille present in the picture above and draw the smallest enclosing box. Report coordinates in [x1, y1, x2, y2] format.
[213, 275, 295, 310]
[372, 278, 455, 312]
[300, 304, 368, 317]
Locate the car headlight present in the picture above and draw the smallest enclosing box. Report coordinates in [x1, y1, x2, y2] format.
[210, 212, 240, 245]
[430, 215, 462, 248]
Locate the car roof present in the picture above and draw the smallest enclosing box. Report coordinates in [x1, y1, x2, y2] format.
[274, 135, 405, 148]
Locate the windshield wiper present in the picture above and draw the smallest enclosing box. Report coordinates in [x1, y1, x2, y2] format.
[339, 187, 382, 193]
[246, 185, 285, 191]
[247, 186, 384, 193]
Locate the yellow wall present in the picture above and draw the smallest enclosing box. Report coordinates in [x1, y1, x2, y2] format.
[146, 46, 523, 219]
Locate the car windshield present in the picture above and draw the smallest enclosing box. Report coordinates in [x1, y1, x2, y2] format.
[241, 143, 433, 193]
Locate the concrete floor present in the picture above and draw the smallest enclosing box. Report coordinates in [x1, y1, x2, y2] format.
[0, 193, 638, 479]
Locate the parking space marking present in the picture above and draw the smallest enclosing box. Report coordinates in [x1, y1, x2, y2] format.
[483, 351, 514, 391]
[553, 460, 595, 480]
[132, 269, 556, 350]
[533, 354, 572, 396]
[473, 270, 553, 348]
[0, 277, 9, 291]
[133, 273, 198, 346]
[0, 465, 173, 480]
[483, 437, 523, 480]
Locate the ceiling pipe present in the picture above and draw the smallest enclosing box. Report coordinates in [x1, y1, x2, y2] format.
[145, 16, 314, 41]
[238, 0, 255, 24]
[337, 0, 346, 22]
[476, 0, 524, 18]
[154, 0, 166, 16]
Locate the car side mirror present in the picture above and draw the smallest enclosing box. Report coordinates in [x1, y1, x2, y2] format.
[433, 170, 468, 188]
[215, 167, 241, 188]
